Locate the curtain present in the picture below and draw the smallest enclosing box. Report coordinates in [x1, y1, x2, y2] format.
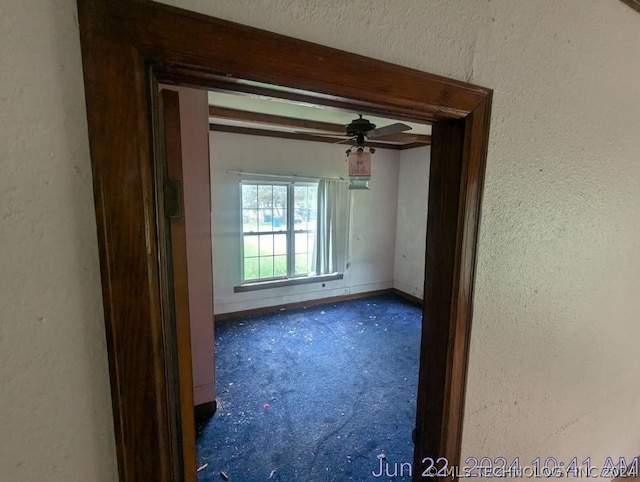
[314, 179, 350, 275]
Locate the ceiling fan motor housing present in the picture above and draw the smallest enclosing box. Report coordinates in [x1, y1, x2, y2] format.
[345, 115, 376, 137]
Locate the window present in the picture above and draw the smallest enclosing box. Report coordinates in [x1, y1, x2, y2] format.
[241, 181, 319, 282]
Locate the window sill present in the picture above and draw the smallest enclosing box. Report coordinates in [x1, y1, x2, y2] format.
[234, 273, 343, 293]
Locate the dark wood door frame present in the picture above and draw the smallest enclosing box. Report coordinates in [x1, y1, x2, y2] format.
[77, 1, 492, 481]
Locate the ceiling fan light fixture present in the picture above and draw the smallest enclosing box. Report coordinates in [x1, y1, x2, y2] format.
[345, 145, 375, 157]
[346, 146, 372, 191]
[348, 178, 371, 190]
[340, 114, 413, 190]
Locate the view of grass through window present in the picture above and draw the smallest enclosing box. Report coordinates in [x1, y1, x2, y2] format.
[241, 182, 318, 282]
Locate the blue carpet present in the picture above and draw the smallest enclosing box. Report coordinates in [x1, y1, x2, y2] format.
[196, 294, 421, 482]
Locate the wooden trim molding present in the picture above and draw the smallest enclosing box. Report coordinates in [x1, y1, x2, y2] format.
[233, 273, 344, 293]
[392, 288, 424, 307]
[209, 123, 424, 150]
[620, 0, 640, 13]
[76, 1, 492, 481]
[208, 105, 431, 145]
[214, 289, 393, 322]
[210, 105, 345, 135]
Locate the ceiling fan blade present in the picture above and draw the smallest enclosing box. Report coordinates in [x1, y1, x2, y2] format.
[369, 133, 419, 143]
[366, 122, 412, 139]
[292, 130, 353, 144]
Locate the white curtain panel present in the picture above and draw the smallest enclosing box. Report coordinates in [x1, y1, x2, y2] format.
[315, 180, 350, 275]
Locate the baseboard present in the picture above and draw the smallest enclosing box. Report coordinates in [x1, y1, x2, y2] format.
[214, 288, 394, 321]
[194, 400, 217, 428]
[392, 288, 423, 307]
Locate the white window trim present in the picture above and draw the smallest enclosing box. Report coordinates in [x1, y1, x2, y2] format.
[233, 272, 343, 293]
[238, 179, 326, 287]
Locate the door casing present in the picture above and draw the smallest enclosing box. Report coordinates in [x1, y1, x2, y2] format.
[76, 1, 493, 480]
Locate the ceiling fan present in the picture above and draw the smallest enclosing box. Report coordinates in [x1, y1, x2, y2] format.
[343, 114, 412, 146]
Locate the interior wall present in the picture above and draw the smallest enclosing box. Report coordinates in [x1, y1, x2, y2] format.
[393, 146, 431, 299]
[209, 131, 400, 314]
[3, 1, 639, 480]
[0, 1, 118, 480]
[161, 85, 216, 406]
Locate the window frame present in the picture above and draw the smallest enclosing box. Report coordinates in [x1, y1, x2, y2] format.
[238, 179, 322, 286]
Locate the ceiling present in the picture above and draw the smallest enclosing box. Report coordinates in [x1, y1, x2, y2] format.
[207, 86, 432, 151]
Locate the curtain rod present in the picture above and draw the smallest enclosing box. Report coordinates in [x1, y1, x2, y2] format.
[226, 170, 348, 182]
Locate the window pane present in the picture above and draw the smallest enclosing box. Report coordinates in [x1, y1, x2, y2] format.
[274, 234, 287, 255]
[293, 185, 306, 207]
[258, 234, 274, 256]
[272, 208, 286, 232]
[260, 208, 273, 223]
[273, 185, 287, 211]
[295, 232, 309, 254]
[258, 208, 273, 232]
[257, 185, 273, 208]
[308, 185, 317, 206]
[307, 185, 318, 230]
[308, 232, 316, 257]
[295, 254, 309, 275]
[272, 185, 287, 232]
[242, 209, 258, 232]
[244, 257, 259, 280]
[294, 184, 318, 231]
[274, 255, 287, 277]
[259, 256, 274, 278]
[295, 232, 315, 257]
[242, 184, 260, 232]
[242, 184, 258, 208]
[243, 236, 258, 257]
[270, 208, 287, 231]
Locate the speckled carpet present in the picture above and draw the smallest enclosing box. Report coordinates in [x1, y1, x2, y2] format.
[196, 294, 421, 482]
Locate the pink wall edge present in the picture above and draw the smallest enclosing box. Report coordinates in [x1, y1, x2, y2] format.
[162, 85, 216, 406]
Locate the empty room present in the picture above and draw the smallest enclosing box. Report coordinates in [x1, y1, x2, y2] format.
[166, 84, 432, 480]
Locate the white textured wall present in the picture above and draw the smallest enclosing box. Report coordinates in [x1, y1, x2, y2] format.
[0, 1, 117, 481]
[210, 131, 399, 314]
[463, 1, 640, 464]
[2, 0, 639, 480]
[394, 146, 430, 299]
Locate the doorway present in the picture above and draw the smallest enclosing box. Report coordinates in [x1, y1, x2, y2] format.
[77, 1, 492, 481]
[172, 82, 433, 480]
